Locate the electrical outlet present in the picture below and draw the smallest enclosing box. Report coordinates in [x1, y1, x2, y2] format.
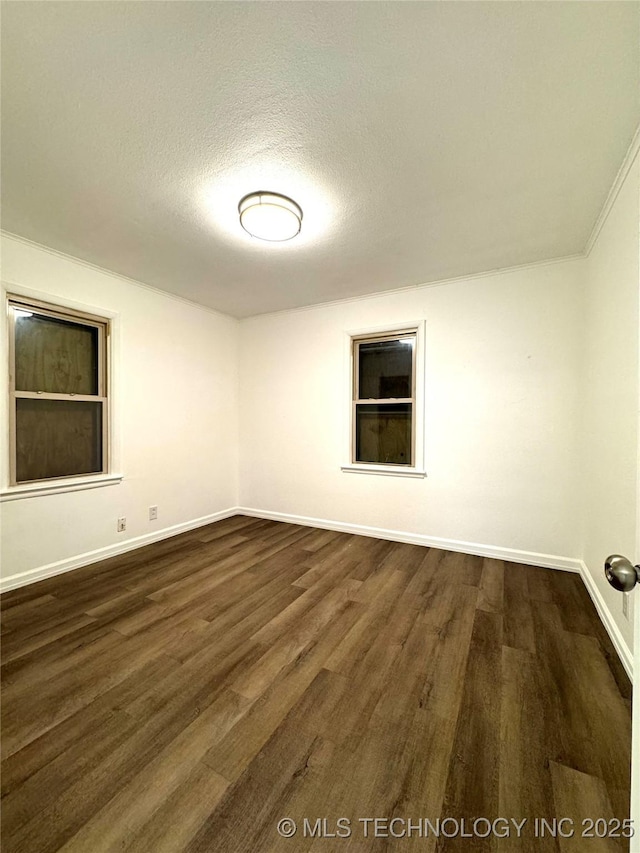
[149, 506, 158, 521]
[117, 517, 126, 533]
[622, 592, 630, 620]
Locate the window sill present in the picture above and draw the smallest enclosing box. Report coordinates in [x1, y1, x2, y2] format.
[341, 464, 427, 479]
[0, 473, 123, 502]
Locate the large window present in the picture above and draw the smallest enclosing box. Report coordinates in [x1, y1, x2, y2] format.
[352, 329, 417, 467]
[8, 295, 109, 485]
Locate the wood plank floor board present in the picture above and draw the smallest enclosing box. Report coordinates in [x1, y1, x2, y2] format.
[0, 517, 631, 853]
[417, 582, 479, 720]
[299, 528, 345, 553]
[0, 699, 116, 798]
[121, 637, 265, 722]
[323, 567, 412, 676]
[553, 574, 600, 635]
[372, 540, 436, 578]
[1, 593, 77, 631]
[503, 565, 536, 653]
[195, 515, 264, 542]
[1, 650, 179, 796]
[438, 549, 483, 588]
[1, 612, 99, 665]
[232, 585, 360, 701]
[1, 616, 116, 689]
[410, 547, 450, 610]
[526, 564, 558, 603]
[248, 523, 317, 558]
[477, 557, 505, 615]
[204, 545, 311, 618]
[347, 536, 397, 582]
[436, 609, 503, 853]
[120, 762, 230, 853]
[249, 582, 343, 646]
[1, 708, 140, 838]
[2, 623, 124, 710]
[550, 762, 624, 853]
[529, 601, 606, 781]
[356, 606, 458, 816]
[298, 584, 480, 853]
[292, 551, 360, 595]
[499, 645, 559, 853]
[56, 689, 250, 853]
[173, 584, 306, 668]
[2, 623, 186, 757]
[83, 587, 154, 620]
[392, 547, 441, 610]
[3, 649, 259, 852]
[201, 602, 365, 783]
[319, 609, 416, 751]
[1, 590, 56, 612]
[115, 536, 243, 588]
[565, 633, 632, 823]
[189, 720, 323, 853]
[235, 684, 342, 852]
[563, 578, 633, 702]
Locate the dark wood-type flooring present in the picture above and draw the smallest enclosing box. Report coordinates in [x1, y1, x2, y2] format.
[1, 516, 633, 852]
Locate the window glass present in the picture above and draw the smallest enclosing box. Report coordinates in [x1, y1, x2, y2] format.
[15, 313, 99, 395]
[355, 402, 412, 466]
[358, 338, 413, 399]
[16, 399, 103, 482]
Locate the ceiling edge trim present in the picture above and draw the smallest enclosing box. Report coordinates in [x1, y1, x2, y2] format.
[0, 230, 239, 324]
[584, 123, 640, 258]
[242, 253, 585, 322]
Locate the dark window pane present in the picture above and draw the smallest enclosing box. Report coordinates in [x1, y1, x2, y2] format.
[16, 399, 103, 482]
[358, 338, 413, 399]
[15, 313, 99, 395]
[355, 403, 412, 465]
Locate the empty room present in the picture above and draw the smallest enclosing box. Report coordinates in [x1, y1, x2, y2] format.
[1, 2, 639, 851]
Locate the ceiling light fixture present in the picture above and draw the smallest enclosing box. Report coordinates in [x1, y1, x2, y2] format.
[238, 191, 302, 242]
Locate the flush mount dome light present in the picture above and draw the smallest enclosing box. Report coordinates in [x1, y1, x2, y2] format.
[238, 191, 302, 242]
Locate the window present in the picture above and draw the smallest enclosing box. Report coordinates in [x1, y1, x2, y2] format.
[351, 329, 417, 467]
[8, 295, 109, 485]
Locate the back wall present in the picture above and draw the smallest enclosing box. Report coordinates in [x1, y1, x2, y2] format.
[239, 258, 584, 566]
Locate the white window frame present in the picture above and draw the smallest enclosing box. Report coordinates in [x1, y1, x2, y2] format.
[1, 283, 122, 501]
[342, 320, 427, 478]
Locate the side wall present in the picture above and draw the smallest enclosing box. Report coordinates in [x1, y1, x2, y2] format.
[0, 235, 240, 586]
[582, 155, 640, 657]
[239, 259, 584, 566]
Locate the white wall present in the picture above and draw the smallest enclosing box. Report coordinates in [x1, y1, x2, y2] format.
[239, 259, 585, 563]
[582, 155, 639, 654]
[0, 235, 239, 585]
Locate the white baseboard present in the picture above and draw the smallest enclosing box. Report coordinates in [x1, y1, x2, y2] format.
[0, 508, 239, 593]
[578, 560, 633, 682]
[237, 506, 583, 572]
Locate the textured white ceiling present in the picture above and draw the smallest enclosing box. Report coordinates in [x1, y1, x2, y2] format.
[2, 2, 639, 317]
